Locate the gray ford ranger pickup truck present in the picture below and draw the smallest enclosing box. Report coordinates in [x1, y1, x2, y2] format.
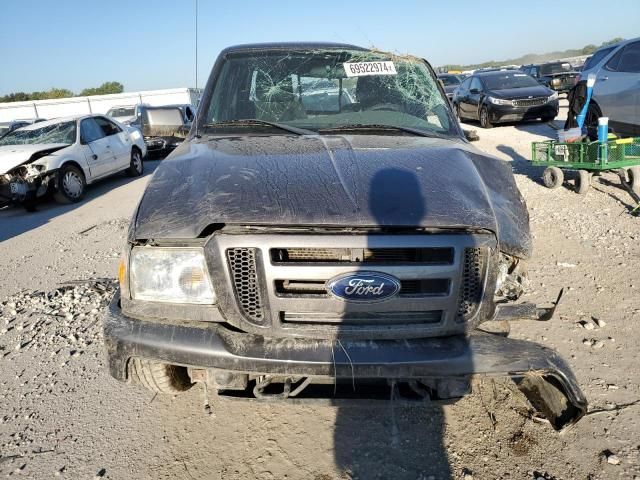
[103, 42, 586, 430]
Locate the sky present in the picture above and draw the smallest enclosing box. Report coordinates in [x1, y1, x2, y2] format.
[1, 0, 638, 96]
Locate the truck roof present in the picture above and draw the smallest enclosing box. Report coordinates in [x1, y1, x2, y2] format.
[220, 42, 367, 55]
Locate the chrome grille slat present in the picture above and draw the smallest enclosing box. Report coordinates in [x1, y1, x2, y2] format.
[513, 97, 547, 107]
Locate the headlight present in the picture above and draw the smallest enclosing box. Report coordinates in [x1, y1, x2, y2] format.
[548, 91, 559, 102]
[488, 96, 513, 106]
[551, 78, 561, 86]
[130, 247, 216, 304]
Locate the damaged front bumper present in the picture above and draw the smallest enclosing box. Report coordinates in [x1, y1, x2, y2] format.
[0, 168, 56, 205]
[103, 293, 587, 431]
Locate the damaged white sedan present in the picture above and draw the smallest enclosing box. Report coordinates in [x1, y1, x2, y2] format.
[0, 115, 147, 208]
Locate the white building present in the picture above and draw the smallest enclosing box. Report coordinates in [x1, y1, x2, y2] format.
[0, 87, 202, 122]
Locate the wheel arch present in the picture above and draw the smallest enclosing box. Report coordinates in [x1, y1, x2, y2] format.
[57, 159, 89, 183]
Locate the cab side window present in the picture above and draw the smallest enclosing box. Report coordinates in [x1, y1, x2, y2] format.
[470, 77, 483, 92]
[459, 77, 472, 92]
[80, 118, 106, 144]
[95, 117, 122, 136]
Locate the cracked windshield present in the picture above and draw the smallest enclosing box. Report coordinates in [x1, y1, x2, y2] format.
[204, 49, 455, 136]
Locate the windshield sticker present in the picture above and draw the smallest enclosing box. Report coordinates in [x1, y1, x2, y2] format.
[343, 61, 397, 77]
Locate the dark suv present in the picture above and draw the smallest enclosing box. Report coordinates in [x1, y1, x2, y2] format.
[522, 61, 579, 93]
[103, 42, 585, 430]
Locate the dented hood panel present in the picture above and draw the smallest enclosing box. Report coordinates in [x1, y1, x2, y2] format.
[0, 143, 69, 174]
[134, 135, 531, 257]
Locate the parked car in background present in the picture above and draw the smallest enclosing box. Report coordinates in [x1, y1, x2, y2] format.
[577, 39, 636, 83]
[0, 115, 146, 208]
[135, 106, 190, 158]
[453, 71, 558, 128]
[587, 37, 640, 137]
[437, 73, 462, 101]
[0, 119, 47, 139]
[521, 62, 578, 93]
[106, 104, 149, 124]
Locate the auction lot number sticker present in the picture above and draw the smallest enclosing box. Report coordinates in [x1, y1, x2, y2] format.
[343, 61, 397, 77]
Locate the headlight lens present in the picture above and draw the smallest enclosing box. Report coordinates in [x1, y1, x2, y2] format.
[488, 96, 513, 106]
[548, 91, 559, 102]
[130, 247, 216, 304]
[551, 78, 561, 86]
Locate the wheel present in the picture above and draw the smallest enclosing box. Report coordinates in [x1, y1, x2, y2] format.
[128, 358, 192, 394]
[479, 106, 493, 129]
[575, 170, 591, 194]
[628, 166, 640, 196]
[585, 102, 602, 141]
[53, 164, 86, 204]
[126, 148, 144, 177]
[542, 166, 564, 189]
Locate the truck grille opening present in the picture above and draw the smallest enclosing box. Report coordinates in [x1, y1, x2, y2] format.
[275, 279, 450, 297]
[227, 248, 264, 323]
[281, 310, 442, 326]
[271, 247, 453, 264]
[456, 248, 487, 322]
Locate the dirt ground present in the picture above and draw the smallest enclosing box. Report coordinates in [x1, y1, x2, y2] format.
[1, 100, 639, 479]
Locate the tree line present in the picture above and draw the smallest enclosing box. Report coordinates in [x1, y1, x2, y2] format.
[440, 37, 625, 71]
[0, 81, 124, 103]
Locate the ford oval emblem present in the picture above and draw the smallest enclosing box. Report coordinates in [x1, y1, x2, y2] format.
[326, 271, 401, 303]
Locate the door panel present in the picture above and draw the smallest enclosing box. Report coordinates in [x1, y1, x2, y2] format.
[80, 118, 115, 179]
[95, 117, 131, 171]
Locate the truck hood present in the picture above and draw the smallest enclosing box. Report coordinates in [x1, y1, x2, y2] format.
[133, 135, 531, 257]
[0, 143, 69, 174]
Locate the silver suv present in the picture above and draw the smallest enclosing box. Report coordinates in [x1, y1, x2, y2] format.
[587, 37, 640, 137]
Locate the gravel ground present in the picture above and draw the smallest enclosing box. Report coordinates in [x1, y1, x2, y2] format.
[1, 100, 639, 479]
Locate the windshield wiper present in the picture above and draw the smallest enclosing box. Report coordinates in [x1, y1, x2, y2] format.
[317, 124, 447, 138]
[202, 119, 315, 136]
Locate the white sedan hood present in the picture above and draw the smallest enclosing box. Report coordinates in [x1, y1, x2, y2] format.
[0, 143, 69, 174]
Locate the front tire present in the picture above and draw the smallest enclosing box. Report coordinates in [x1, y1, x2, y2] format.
[627, 166, 640, 196]
[542, 166, 564, 189]
[126, 149, 144, 177]
[575, 170, 591, 195]
[53, 164, 86, 204]
[479, 106, 493, 129]
[128, 358, 192, 394]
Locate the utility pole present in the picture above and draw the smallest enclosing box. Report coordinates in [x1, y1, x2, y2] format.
[195, 0, 198, 91]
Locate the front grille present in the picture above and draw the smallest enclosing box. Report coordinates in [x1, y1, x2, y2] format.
[215, 233, 495, 338]
[275, 279, 450, 297]
[456, 248, 487, 322]
[271, 247, 453, 264]
[227, 248, 264, 323]
[512, 97, 547, 107]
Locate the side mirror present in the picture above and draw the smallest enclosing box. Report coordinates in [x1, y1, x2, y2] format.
[469, 88, 480, 94]
[464, 129, 479, 142]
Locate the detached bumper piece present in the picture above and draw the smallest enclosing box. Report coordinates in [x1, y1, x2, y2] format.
[104, 295, 587, 431]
